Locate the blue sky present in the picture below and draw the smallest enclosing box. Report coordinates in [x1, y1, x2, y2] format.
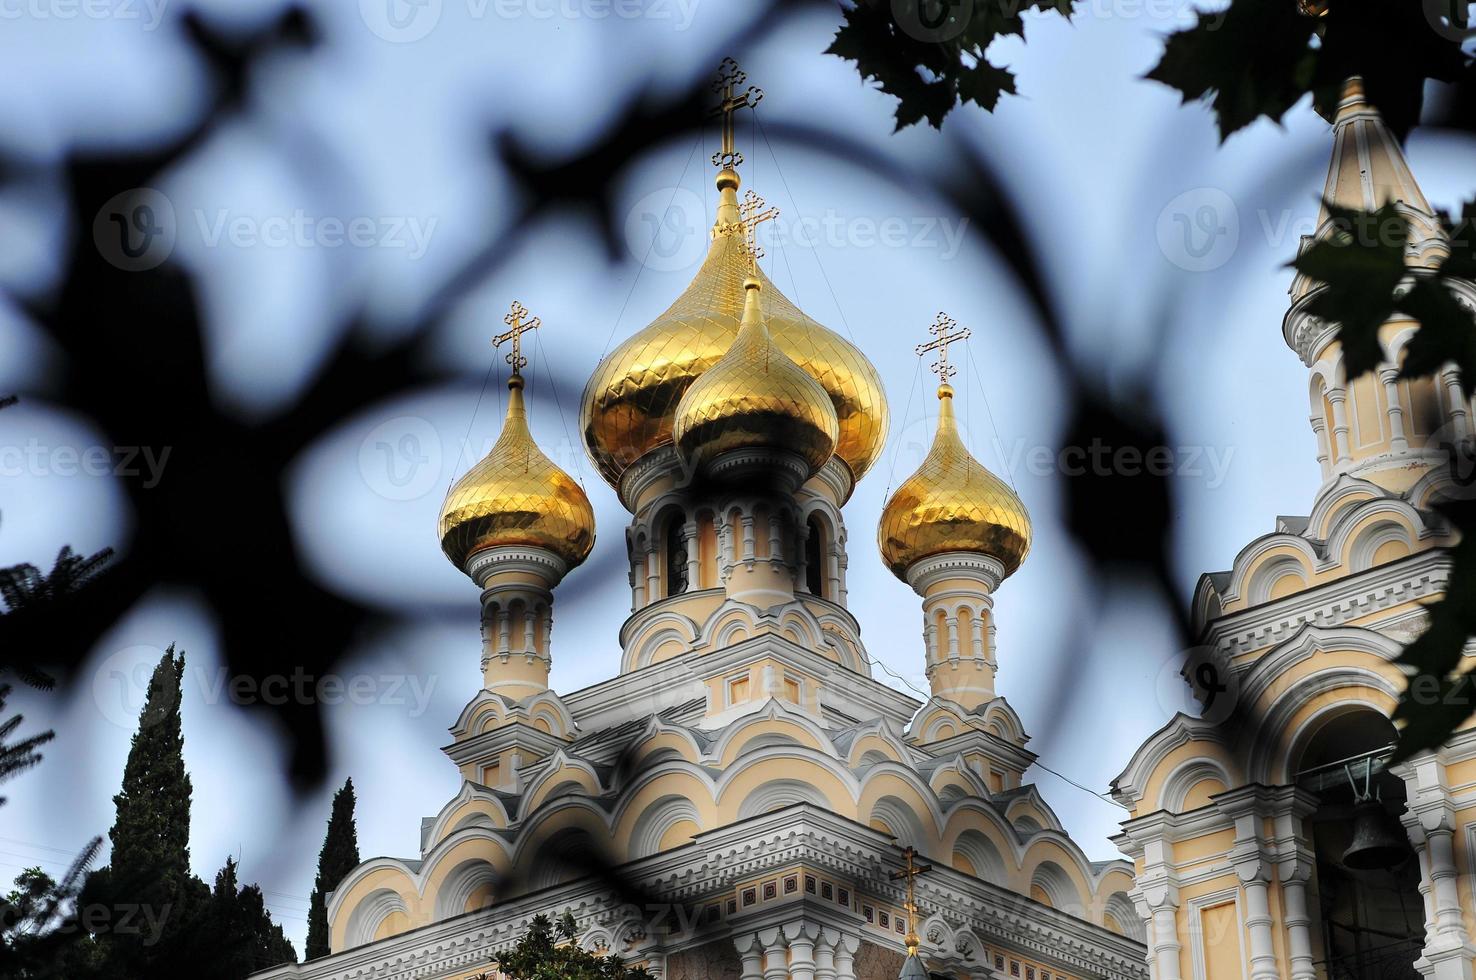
[2, 0, 1475, 953]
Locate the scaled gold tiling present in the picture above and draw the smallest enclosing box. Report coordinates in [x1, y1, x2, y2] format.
[439, 383, 596, 569]
[582, 229, 889, 489]
[674, 281, 838, 476]
[878, 387, 1031, 578]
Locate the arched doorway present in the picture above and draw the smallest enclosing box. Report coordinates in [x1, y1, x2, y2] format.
[1295, 711, 1422, 979]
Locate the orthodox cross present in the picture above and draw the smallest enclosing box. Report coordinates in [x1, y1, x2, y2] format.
[494, 300, 541, 374]
[889, 845, 933, 954]
[915, 311, 971, 381]
[737, 189, 780, 265]
[710, 56, 763, 170]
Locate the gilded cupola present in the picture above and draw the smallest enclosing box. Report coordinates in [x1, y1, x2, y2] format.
[579, 61, 887, 499]
[673, 274, 839, 485]
[439, 303, 596, 576]
[878, 316, 1031, 580]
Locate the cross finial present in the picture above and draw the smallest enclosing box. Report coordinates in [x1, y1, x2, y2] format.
[494, 300, 542, 375]
[915, 311, 971, 382]
[889, 845, 933, 954]
[710, 56, 763, 170]
[736, 189, 779, 266]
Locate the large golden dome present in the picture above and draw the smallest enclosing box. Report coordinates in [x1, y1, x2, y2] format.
[674, 276, 838, 479]
[878, 383, 1031, 579]
[439, 375, 596, 572]
[581, 174, 888, 492]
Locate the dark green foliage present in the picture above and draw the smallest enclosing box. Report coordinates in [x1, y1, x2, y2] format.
[827, 0, 1075, 130]
[482, 912, 655, 980]
[108, 647, 193, 904]
[205, 858, 298, 976]
[0, 684, 53, 809]
[1146, 0, 1467, 141]
[306, 778, 361, 960]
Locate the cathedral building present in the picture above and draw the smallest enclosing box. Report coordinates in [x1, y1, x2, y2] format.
[253, 63, 1146, 980]
[1112, 78, 1476, 980]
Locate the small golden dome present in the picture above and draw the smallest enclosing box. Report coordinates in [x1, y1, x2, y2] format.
[673, 276, 839, 480]
[878, 383, 1031, 579]
[439, 376, 596, 572]
[581, 174, 888, 492]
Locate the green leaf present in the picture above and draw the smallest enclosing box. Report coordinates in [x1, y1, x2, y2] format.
[1292, 202, 1409, 379]
[1396, 277, 1476, 395]
[827, 0, 1076, 129]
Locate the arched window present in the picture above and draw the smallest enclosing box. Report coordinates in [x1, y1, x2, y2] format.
[665, 514, 688, 597]
[805, 515, 825, 597]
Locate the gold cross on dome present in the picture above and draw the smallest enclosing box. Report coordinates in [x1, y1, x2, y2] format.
[889, 845, 933, 954]
[710, 56, 763, 170]
[494, 300, 542, 374]
[737, 189, 779, 264]
[915, 311, 971, 381]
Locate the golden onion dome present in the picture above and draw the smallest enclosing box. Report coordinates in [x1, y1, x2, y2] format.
[878, 383, 1031, 579]
[439, 375, 596, 572]
[580, 171, 888, 492]
[673, 276, 839, 480]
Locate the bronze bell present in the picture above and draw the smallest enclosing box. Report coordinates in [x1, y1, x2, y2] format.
[1342, 799, 1410, 871]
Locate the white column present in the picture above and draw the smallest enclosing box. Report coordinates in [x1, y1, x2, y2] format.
[1149, 902, 1182, 980]
[1381, 368, 1410, 450]
[495, 607, 511, 655]
[540, 607, 553, 653]
[645, 547, 660, 603]
[741, 513, 756, 562]
[829, 931, 858, 980]
[924, 620, 939, 666]
[945, 614, 960, 659]
[1282, 874, 1316, 980]
[1327, 388, 1353, 464]
[759, 926, 786, 980]
[1242, 875, 1279, 980]
[1310, 414, 1331, 475]
[683, 519, 700, 590]
[521, 606, 536, 652]
[631, 546, 647, 609]
[970, 616, 985, 659]
[733, 933, 763, 980]
[1443, 370, 1472, 442]
[784, 922, 818, 980]
[813, 929, 837, 980]
[767, 512, 783, 563]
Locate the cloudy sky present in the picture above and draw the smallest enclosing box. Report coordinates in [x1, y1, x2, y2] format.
[3, 0, 1475, 953]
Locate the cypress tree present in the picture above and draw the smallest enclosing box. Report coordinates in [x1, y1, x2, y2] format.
[207, 857, 297, 977]
[305, 778, 360, 959]
[108, 645, 192, 900]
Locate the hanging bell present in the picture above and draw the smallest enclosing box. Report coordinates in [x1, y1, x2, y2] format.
[1342, 799, 1410, 870]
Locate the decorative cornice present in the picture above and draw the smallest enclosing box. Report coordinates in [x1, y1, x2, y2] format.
[905, 552, 1005, 596]
[468, 545, 568, 589]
